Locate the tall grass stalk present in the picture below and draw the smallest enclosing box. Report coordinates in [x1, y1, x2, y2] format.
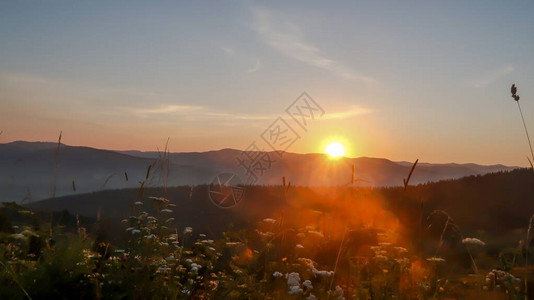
[50, 131, 62, 199]
[517, 101, 534, 164]
[0, 261, 32, 300]
[329, 226, 347, 290]
[428, 210, 479, 274]
[160, 138, 171, 196]
[403, 159, 419, 191]
[511, 84, 534, 167]
[524, 214, 534, 300]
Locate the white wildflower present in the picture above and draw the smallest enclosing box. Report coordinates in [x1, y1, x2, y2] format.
[257, 230, 274, 237]
[225, 242, 242, 246]
[462, 238, 485, 247]
[262, 218, 276, 223]
[298, 257, 334, 277]
[181, 289, 191, 295]
[161, 209, 173, 213]
[395, 258, 410, 265]
[296, 244, 304, 249]
[288, 285, 303, 295]
[131, 229, 141, 234]
[21, 229, 35, 236]
[303, 279, 313, 289]
[184, 227, 193, 234]
[426, 257, 446, 263]
[134, 201, 143, 206]
[149, 196, 169, 203]
[286, 272, 301, 286]
[314, 270, 334, 276]
[374, 255, 388, 261]
[394, 246, 408, 254]
[307, 294, 317, 300]
[273, 271, 283, 277]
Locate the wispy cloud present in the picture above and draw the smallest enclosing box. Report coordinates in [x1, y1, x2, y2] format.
[472, 64, 514, 88]
[323, 106, 373, 120]
[1, 71, 372, 125]
[131, 105, 203, 115]
[127, 103, 276, 121]
[247, 59, 262, 73]
[220, 47, 235, 55]
[129, 103, 369, 121]
[251, 7, 375, 83]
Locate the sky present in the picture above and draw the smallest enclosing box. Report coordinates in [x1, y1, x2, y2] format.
[1, 1, 534, 166]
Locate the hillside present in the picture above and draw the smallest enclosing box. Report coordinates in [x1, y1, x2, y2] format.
[26, 168, 534, 236]
[0, 141, 517, 202]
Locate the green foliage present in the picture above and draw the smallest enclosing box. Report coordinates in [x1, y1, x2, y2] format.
[0, 187, 532, 299]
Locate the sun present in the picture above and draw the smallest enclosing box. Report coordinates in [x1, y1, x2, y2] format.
[325, 142, 345, 158]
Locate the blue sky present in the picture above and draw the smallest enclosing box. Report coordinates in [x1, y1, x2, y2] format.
[1, 1, 534, 165]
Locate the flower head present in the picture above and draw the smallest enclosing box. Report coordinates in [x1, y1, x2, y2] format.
[462, 238, 485, 247]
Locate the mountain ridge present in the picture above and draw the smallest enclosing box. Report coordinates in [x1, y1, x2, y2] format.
[0, 141, 518, 202]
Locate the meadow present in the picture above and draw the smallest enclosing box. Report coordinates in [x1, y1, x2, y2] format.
[1, 166, 534, 299]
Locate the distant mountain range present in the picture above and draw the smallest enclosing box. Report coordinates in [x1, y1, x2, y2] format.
[0, 141, 518, 202]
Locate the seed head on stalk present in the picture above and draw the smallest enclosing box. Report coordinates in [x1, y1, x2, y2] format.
[510, 84, 534, 168]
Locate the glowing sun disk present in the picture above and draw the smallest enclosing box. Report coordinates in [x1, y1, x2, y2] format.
[325, 142, 345, 158]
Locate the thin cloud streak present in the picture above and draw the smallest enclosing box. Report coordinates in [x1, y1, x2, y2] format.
[130, 103, 370, 121]
[247, 59, 262, 73]
[322, 106, 373, 120]
[131, 105, 204, 115]
[472, 64, 514, 88]
[251, 6, 375, 84]
[1, 71, 372, 124]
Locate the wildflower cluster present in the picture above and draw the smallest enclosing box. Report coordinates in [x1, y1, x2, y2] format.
[484, 269, 522, 296]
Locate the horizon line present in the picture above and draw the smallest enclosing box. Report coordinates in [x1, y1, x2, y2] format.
[0, 139, 520, 168]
